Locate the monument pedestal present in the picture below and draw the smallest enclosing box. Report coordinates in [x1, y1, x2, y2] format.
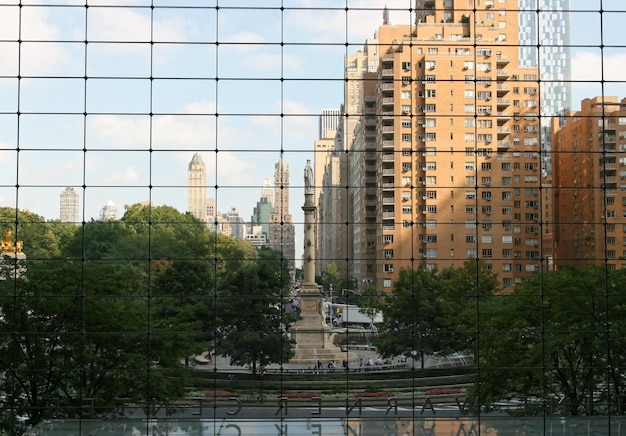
[289, 283, 357, 366]
[291, 161, 357, 366]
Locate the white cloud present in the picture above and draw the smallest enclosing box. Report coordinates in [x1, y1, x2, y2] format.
[223, 31, 265, 47]
[105, 167, 140, 184]
[87, 100, 218, 149]
[571, 50, 626, 82]
[285, 0, 412, 44]
[571, 49, 626, 106]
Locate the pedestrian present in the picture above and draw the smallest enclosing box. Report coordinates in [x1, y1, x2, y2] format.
[359, 358, 363, 367]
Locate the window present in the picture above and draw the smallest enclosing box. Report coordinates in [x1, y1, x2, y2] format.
[425, 60, 436, 70]
[401, 90, 412, 99]
[383, 279, 392, 288]
[384, 264, 394, 272]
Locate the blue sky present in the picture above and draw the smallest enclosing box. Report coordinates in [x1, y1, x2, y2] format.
[0, 0, 625, 262]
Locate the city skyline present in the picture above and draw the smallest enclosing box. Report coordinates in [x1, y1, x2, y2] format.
[0, 1, 624, 267]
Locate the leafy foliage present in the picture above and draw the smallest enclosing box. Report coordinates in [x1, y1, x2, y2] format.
[0, 205, 297, 432]
[471, 265, 626, 416]
[216, 247, 297, 374]
[377, 261, 498, 360]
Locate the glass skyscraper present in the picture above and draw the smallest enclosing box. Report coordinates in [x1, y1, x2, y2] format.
[519, 0, 571, 175]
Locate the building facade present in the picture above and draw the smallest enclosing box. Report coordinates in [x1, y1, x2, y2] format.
[60, 187, 80, 223]
[268, 157, 296, 279]
[187, 153, 207, 222]
[343, 0, 544, 292]
[319, 108, 341, 139]
[519, 0, 572, 176]
[99, 200, 117, 221]
[552, 96, 626, 268]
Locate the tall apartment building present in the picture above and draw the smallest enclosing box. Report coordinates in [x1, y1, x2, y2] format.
[187, 153, 207, 222]
[319, 108, 341, 139]
[314, 40, 381, 281]
[226, 206, 246, 240]
[552, 96, 626, 269]
[99, 200, 117, 221]
[347, 0, 542, 292]
[519, 0, 572, 175]
[268, 157, 296, 279]
[60, 187, 80, 223]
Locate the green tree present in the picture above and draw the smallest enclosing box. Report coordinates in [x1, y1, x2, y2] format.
[377, 267, 451, 360]
[473, 265, 626, 416]
[377, 262, 498, 363]
[216, 247, 296, 374]
[0, 207, 61, 259]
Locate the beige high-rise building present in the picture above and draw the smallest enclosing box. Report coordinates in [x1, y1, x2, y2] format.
[344, 0, 543, 293]
[187, 153, 207, 222]
[552, 96, 626, 269]
[60, 187, 80, 224]
[268, 157, 296, 279]
[314, 39, 381, 283]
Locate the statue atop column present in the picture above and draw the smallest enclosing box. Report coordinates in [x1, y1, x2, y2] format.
[304, 159, 314, 195]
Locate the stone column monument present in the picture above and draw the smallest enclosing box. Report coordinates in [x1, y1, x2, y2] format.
[289, 160, 356, 366]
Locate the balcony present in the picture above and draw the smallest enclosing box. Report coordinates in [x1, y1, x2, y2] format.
[382, 169, 395, 175]
[497, 140, 511, 150]
[382, 183, 395, 190]
[382, 125, 394, 133]
[382, 154, 395, 161]
[382, 97, 394, 105]
[497, 98, 510, 107]
[382, 140, 395, 149]
[496, 69, 510, 79]
[382, 111, 394, 120]
[496, 84, 510, 94]
[382, 197, 395, 205]
[497, 127, 511, 138]
[600, 134, 616, 143]
[495, 55, 510, 65]
[383, 211, 395, 219]
[381, 68, 394, 78]
[382, 82, 394, 91]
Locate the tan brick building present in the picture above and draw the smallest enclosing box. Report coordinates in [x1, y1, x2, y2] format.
[348, 0, 544, 292]
[552, 96, 626, 269]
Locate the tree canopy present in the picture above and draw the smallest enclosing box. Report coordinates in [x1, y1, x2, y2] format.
[0, 205, 296, 432]
[472, 265, 626, 416]
[376, 260, 499, 361]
